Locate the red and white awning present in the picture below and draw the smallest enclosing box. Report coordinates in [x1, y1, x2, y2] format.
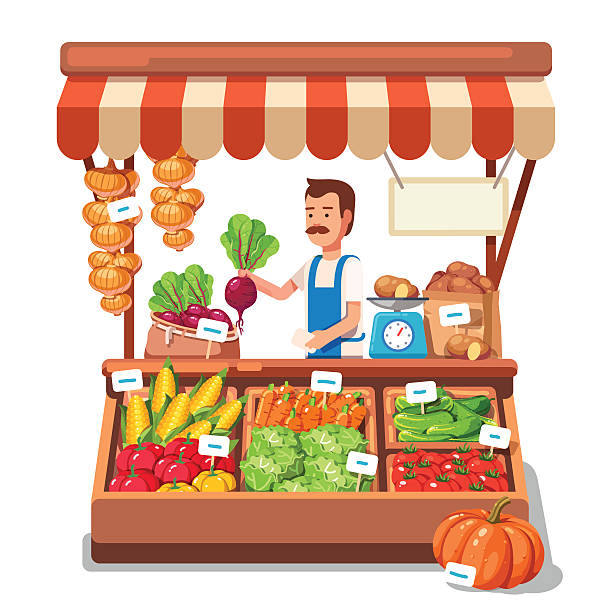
[58, 52, 554, 162]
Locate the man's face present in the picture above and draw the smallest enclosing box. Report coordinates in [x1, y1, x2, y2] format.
[305, 192, 350, 248]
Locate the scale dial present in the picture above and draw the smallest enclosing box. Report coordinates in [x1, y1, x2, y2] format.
[383, 320, 414, 351]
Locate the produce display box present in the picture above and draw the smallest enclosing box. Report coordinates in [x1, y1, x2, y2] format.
[241, 386, 378, 491]
[383, 386, 500, 451]
[92, 358, 526, 564]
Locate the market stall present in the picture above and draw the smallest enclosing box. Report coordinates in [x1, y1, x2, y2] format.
[58, 42, 554, 572]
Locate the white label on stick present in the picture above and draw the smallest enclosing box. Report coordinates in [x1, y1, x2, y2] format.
[107, 200, 140, 223]
[196, 318, 229, 342]
[439, 303, 471, 327]
[405, 381, 437, 404]
[479, 424, 511, 449]
[444, 562, 477, 587]
[198, 434, 230, 457]
[310, 371, 342, 393]
[346, 451, 378, 476]
[111, 369, 143, 392]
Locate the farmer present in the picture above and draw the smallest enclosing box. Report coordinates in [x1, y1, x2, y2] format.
[239, 178, 364, 358]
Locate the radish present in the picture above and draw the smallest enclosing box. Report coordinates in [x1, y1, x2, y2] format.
[225, 276, 257, 333]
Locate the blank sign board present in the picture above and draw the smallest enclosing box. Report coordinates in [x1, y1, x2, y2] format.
[389, 177, 509, 236]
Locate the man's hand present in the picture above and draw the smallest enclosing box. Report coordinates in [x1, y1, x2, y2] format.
[305, 329, 335, 351]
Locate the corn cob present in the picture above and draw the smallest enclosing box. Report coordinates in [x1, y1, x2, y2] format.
[156, 393, 190, 440]
[166, 419, 212, 443]
[214, 400, 243, 430]
[188, 371, 224, 414]
[151, 366, 176, 413]
[125, 394, 150, 445]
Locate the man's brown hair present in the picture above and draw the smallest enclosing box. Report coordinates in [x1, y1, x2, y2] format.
[305, 178, 355, 235]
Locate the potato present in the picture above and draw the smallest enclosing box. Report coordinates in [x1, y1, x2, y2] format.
[446, 334, 491, 360]
[446, 261, 479, 279]
[427, 271, 445, 288]
[473, 274, 495, 293]
[449, 276, 483, 294]
[374, 275, 419, 298]
[427, 273, 452, 292]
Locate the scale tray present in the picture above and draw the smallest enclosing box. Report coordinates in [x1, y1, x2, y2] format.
[367, 297, 429, 312]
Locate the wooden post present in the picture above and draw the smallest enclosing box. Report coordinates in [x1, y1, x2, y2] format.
[486, 160, 497, 281]
[123, 155, 135, 359]
[494, 160, 536, 287]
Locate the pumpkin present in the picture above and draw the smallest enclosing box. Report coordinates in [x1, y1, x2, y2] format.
[101, 293, 132, 315]
[82, 201, 110, 226]
[88, 250, 114, 269]
[153, 157, 195, 188]
[163, 229, 194, 251]
[90, 222, 132, 253]
[433, 496, 544, 590]
[113, 252, 142, 275]
[89, 265, 132, 296]
[151, 201, 194, 232]
[84, 159, 128, 199]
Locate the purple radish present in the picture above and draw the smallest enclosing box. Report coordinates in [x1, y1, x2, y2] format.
[157, 311, 182, 325]
[225, 276, 257, 333]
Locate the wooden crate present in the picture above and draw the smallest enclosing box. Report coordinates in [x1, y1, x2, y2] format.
[241, 386, 378, 491]
[383, 386, 500, 451]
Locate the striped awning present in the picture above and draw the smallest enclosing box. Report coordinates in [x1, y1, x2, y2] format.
[58, 47, 554, 162]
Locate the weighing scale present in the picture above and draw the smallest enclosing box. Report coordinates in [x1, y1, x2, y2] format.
[367, 297, 428, 359]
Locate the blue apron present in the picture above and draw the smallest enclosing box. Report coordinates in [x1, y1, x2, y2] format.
[307, 255, 365, 359]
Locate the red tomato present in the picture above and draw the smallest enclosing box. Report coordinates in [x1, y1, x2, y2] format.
[154, 452, 201, 484]
[391, 462, 416, 484]
[164, 437, 200, 459]
[478, 469, 509, 492]
[395, 473, 422, 492]
[392, 446, 424, 466]
[447, 444, 479, 463]
[195, 454, 236, 474]
[447, 467, 480, 491]
[109, 467, 159, 492]
[420, 452, 446, 466]
[413, 459, 441, 482]
[423, 475, 458, 492]
[116, 442, 164, 472]
[467, 452, 505, 475]
[440, 458, 465, 473]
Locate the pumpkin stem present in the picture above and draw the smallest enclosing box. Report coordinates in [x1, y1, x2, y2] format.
[487, 496, 512, 523]
[107, 158, 117, 171]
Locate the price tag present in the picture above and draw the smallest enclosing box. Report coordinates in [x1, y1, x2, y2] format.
[310, 371, 342, 393]
[405, 381, 437, 404]
[111, 369, 143, 392]
[439, 303, 471, 327]
[107, 200, 140, 223]
[444, 562, 477, 587]
[196, 318, 229, 342]
[479, 424, 511, 449]
[346, 451, 378, 476]
[198, 434, 230, 457]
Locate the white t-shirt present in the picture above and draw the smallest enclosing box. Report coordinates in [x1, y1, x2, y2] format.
[292, 256, 364, 357]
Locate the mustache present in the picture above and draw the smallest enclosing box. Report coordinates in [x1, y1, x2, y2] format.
[306, 225, 330, 235]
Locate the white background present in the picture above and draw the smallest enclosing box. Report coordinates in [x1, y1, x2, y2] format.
[2, 1, 611, 609]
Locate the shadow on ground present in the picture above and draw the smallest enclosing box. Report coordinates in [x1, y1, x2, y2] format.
[83, 462, 562, 592]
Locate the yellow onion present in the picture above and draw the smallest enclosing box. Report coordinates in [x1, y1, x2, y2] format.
[122, 206, 143, 228]
[151, 202, 194, 232]
[119, 169, 140, 194]
[101, 293, 132, 316]
[88, 251, 114, 269]
[177, 188, 204, 212]
[150, 186, 178, 204]
[175, 145, 198, 165]
[84, 160, 128, 199]
[90, 222, 132, 253]
[89, 265, 132, 296]
[153, 157, 195, 188]
[114, 252, 142, 275]
[163, 229, 194, 251]
[82, 201, 110, 227]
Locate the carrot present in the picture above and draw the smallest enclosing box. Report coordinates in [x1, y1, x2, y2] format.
[278, 380, 296, 402]
[335, 404, 352, 427]
[267, 392, 292, 426]
[301, 397, 322, 431]
[254, 383, 276, 427]
[329, 391, 361, 414]
[285, 407, 303, 433]
[348, 400, 367, 429]
[321, 401, 339, 425]
[293, 388, 311, 417]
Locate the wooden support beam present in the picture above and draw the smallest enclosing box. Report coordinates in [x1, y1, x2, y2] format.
[494, 159, 536, 287]
[123, 156, 135, 359]
[485, 160, 497, 281]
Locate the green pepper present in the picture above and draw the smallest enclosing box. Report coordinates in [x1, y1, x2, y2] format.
[393, 410, 454, 433]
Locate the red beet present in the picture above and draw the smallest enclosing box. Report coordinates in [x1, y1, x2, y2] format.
[225, 276, 257, 333]
[207, 308, 232, 328]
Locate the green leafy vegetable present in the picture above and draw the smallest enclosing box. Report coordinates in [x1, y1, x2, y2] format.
[300, 424, 368, 457]
[220, 214, 279, 271]
[148, 265, 215, 313]
[183, 264, 213, 307]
